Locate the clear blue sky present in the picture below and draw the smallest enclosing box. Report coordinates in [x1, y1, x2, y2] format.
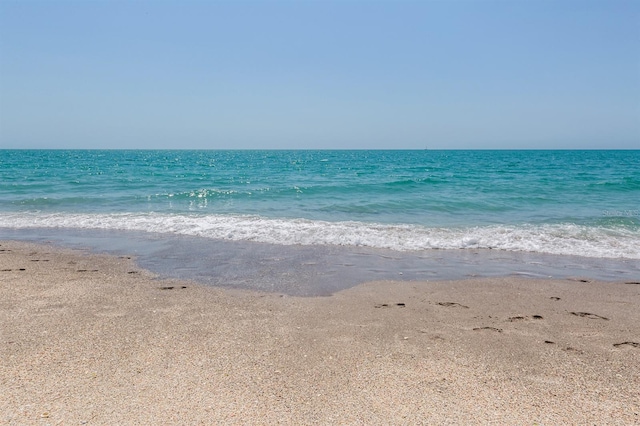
[1, 0, 638, 149]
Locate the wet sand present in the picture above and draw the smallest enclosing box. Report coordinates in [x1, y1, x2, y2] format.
[1, 240, 639, 424]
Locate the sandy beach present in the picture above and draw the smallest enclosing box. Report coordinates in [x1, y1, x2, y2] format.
[1, 240, 639, 425]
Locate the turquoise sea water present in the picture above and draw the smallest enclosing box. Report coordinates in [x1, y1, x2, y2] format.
[1, 150, 639, 260]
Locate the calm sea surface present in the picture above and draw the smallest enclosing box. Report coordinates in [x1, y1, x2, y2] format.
[1, 150, 639, 292]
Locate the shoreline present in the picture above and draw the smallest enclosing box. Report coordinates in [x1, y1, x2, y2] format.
[1, 239, 639, 424]
[2, 228, 639, 296]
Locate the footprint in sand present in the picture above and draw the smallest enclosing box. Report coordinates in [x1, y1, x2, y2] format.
[570, 312, 609, 320]
[437, 302, 469, 309]
[374, 303, 406, 308]
[613, 342, 640, 348]
[473, 327, 503, 333]
[508, 315, 544, 322]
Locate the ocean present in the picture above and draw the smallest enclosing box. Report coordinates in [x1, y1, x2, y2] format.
[1, 149, 639, 294]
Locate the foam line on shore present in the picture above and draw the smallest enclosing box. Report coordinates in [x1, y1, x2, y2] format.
[1, 211, 640, 259]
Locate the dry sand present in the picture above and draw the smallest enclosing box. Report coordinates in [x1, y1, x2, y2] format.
[1, 240, 639, 425]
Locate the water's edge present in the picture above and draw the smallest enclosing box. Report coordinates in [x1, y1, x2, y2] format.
[2, 228, 638, 296]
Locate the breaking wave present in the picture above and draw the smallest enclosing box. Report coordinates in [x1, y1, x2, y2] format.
[1, 212, 639, 259]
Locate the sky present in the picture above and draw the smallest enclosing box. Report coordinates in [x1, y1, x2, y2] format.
[0, 0, 638, 150]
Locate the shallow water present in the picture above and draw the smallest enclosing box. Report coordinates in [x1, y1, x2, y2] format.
[3, 228, 638, 296]
[2, 150, 639, 259]
[2, 150, 639, 293]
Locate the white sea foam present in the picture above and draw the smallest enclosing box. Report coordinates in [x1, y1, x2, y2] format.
[1, 212, 639, 259]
